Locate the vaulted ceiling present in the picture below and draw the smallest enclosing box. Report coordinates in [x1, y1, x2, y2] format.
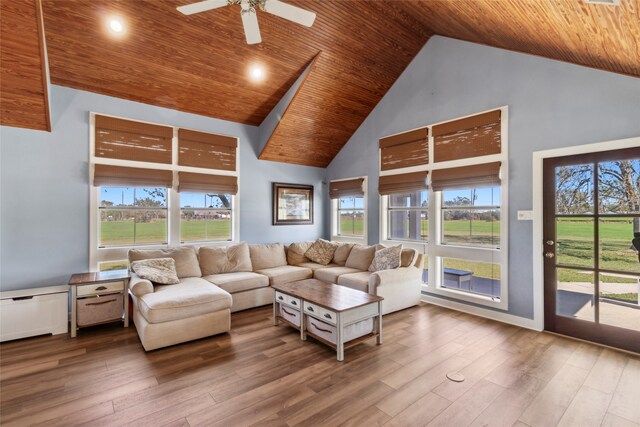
[2, 0, 639, 167]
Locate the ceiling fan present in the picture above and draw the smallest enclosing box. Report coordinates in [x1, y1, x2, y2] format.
[177, 0, 316, 45]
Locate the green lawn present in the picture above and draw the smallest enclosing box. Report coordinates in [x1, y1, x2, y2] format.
[101, 219, 231, 245]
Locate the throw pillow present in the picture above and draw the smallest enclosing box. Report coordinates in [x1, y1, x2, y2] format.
[287, 241, 313, 265]
[369, 245, 403, 272]
[131, 258, 180, 285]
[199, 242, 252, 276]
[128, 246, 201, 278]
[332, 243, 354, 266]
[305, 239, 339, 265]
[344, 244, 377, 270]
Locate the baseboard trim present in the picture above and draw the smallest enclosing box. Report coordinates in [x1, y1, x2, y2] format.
[421, 295, 541, 331]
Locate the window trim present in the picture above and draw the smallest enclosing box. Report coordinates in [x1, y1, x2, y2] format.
[89, 112, 240, 271]
[380, 106, 509, 310]
[331, 176, 368, 244]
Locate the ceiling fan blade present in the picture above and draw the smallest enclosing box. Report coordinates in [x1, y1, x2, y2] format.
[177, 0, 228, 15]
[241, 10, 262, 44]
[263, 0, 316, 27]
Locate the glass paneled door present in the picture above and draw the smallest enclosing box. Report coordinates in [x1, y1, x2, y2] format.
[543, 147, 640, 353]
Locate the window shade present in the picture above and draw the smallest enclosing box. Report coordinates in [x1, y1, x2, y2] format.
[94, 115, 173, 164]
[178, 172, 238, 194]
[431, 162, 501, 191]
[329, 178, 365, 199]
[378, 171, 428, 195]
[379, 128, 429, 171]
[93, 164, 173, 187]
[432, 110, 501, 163]
[178, 129, 237, 171]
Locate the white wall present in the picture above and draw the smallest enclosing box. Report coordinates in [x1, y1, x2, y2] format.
[0, 85, 326, 291]
[326, 36, 640, 320]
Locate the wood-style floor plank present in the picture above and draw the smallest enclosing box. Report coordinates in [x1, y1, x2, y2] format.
[1, 302, 638, 427]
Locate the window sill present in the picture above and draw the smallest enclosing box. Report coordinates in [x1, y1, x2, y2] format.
[331, 235, 367, 245]
[422, 283, 508, 310]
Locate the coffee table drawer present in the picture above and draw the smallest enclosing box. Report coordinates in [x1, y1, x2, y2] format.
[303, 301, 337, 325]
[275, 291, 300, 309]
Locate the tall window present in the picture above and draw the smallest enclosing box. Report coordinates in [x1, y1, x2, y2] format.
[99, 187, 168, 247]
[330, 177, 367, 242]
[379, 108, 508, 309]
[337, 195, 365, 237]
[180, 193, 233, 242]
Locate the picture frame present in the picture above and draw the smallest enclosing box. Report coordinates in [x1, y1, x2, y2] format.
[272, 183, 314, 225]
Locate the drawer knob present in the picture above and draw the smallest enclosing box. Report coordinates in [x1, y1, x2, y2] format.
[278, 296, 284, 300]
[324, 313, 331, 319]
[308, 306, 314, 312]
[95, 286, 107, 291]
[291, 300, 297, 305]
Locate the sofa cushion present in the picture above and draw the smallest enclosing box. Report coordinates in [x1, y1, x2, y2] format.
[314, 266, 362, 284]
[337, 271, 372, 293]
[369, 245, 402, 272]
[297, 262, 339, 272]
[199, 243, 252, 275]
[131, 258, 180, 285]
[138, 277, 231, 324]
[202, 272, 269, 294]
[287, 241, 313, 265]
[400, 248, 417, 267]
[255, 265, 312, 286]
[332, 243, 354, 266]
[304, 239, 338, 265]
[129, 246, 201, 279]
[344, 245, 376, 271]
[249, 243, 287, 271]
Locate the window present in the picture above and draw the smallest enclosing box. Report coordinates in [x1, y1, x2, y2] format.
[380, 107, 508, 309]
[441, 187, 500, 248]
[337, 195, 365, 237]
[99, 187, 168, 247]
[89, 113, 239, 270]
[330, 177, 367, 242]
[180, 193, 233, 242]
[387, 190, 428, 241]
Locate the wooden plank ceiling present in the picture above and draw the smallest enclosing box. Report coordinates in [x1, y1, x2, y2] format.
[1, 0, 50, 131]
[3, 1, 638, 166]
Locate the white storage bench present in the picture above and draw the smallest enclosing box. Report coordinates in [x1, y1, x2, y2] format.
[0, 285, 69, 342]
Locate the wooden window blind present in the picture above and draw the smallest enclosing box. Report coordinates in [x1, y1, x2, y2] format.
[329, 178, 365, 199]
[93, 164, 173, 188]
[431, 162, 501, 191]
[178, 172, 238, 194]
[379, 128, 429, 171]
[378, 171, 428, 195]
[432, 110, 501, 163]
[94, 115, 173, 164]
[178, 129, 237, 171]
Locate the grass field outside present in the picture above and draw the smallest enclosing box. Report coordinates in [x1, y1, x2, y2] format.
[100, 219, 231, 246]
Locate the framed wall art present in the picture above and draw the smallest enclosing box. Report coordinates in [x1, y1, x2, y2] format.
[272, 183, 314, 225]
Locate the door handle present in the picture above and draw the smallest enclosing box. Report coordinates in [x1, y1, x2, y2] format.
[544, 252, 555, 259]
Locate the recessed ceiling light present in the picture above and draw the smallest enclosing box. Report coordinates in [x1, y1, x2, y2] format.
[249, 65, 265, 81]
[108, 18, 124, 34]
[583, 0, 620, 5]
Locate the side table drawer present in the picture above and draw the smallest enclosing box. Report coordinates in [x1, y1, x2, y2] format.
[77, 294, 124, 327]
[77, 281, 124, 297]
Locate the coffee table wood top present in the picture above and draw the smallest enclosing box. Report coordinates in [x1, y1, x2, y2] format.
[272, 279, 383, 312]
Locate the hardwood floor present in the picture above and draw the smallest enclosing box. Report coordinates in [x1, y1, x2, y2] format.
[1, 303, 638, 427]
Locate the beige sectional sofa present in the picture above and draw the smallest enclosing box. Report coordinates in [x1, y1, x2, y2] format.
[128, 241, 424, 350]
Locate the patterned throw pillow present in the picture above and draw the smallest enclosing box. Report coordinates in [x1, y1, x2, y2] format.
[305, 239, 339, 265]
[131, 258, 180, 285]
[369, 245, 402, 272]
